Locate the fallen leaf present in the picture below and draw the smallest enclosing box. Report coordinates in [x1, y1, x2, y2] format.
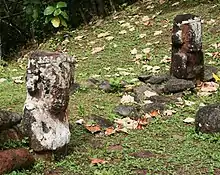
[143, 21, 151, 26]
[200, 82, 219, 92]
[213, 73, 220, 82]
[135, 54, 143, 60]
[142, 65, 153, 71]
[211, 43, 220, 49]
[14, 79, 24, 84]
[115, 117, 138, 130]
[154, 30, 163, 36]
[205, 52, 213, 57]
[159, 0, 166, 4]
[160, 55, 171, 63]
[137, 117, 149, 126]
[119, 30, 127, 34]
[142, 48, 151, 54]
[152, 66, 161, 73]
[105, 36, 114, 41]
[143, 100, 153, 104]
[12, 76, 23, 80]
[113, 44, 118, 48]
[119, 71, 131, 76]
[118, 20, 125, 24]
[74, 35, 84, 40]
[130, 48, 138, 55]
[120, 94, 135, 104]
[146, 5, 154, 9]
[129, 27, 135, 31]
[91, 46, 105, 54]
[113, 15, 118, 19]
[105, 127, 116, 136]
[144, 90, 158, 98]
[0, 78, 7, 83]
[88, 41, 96, 45]
[75, 119, 85, 125]
[97, 31, 110, 38]
[171, 2, 180, 6]
[116, 127, 128, 133]
[150, 110, 159, 117]
[142, 16, 150, 22]
[121, 22, 131, 28]
[85, 125, 101, 134]
[184, 100, 195, 106]
[91, 158, 107, 165]
[139, 34, 146, 38]
[183, 117, 195, 124]
[197, 91, 212, 96]
[206, 19, 216, 25]
[163, 110, 176, 116]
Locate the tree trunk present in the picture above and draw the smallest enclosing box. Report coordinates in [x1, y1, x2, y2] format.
[170, 14, 204, 81]
[22, 50, 75, 152]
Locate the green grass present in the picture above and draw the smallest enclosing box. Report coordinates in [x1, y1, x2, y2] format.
[1, 1, 220, 174]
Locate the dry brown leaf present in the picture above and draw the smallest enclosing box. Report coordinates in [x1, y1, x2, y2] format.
[97, 32, 110, 38]
[115, 117, 138, 130]
[85, 125, 101, 134]
[143, 21, 151, 26]
[142, 48, 151, 54]
[159, 0, 166, 4]
[183, 117, 195, 124]
[105, 36, 114, 41]
[105, 127, 116, 136]
[91, 158, 107, 165]
[139, 34, 146, 38]
[120, 95, 135, 104]
[91, 46, 105, 54]
[74, 35, 84, 40]
[119, 30, 127, 34]
[200, 82, 219, 92]
[150, 110, 159, 117]
[154, 30, 163, 36]
[130, 48, 138, 55]
[142, 16, 150, 22]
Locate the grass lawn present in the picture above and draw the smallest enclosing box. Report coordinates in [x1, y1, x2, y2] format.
[1, 1, 220, 174]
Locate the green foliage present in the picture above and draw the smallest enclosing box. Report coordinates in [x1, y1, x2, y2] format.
[109, 77, 124, 92]
[44, 2, 69, 28]
[0, 137, 29, 149]
[23, 0, 41, 21]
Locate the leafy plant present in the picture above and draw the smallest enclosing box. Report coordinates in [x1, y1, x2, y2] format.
[24, 0, 41, 21]
[44, 1, 69, 28]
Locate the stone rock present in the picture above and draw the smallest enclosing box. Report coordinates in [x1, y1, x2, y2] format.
[0, 148, 35, 174]
[99, 80, 112, 92]
[70, 82, 80, 94]
[90, 115, 113, 128]
[138, 74, 169, 84]
[203, 65, 219, 82]
[22, 50, 75, 152]
[142, 103, 165, 113]
[148, 95, 173, 104]
[86, 78, 100, 88]
[164, 78, 195, 93]
[0, 126, 23, 143]
[114, 105, 139, 117]
[171, 14, 204, 81]
[0, 110, 22, 131]
[133, 84, 153, 103]
[195, 104, 220, 133]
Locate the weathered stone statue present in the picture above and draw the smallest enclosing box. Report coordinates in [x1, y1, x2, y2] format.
[22, 50, 75, 152]
[171, 14, 204, 81]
